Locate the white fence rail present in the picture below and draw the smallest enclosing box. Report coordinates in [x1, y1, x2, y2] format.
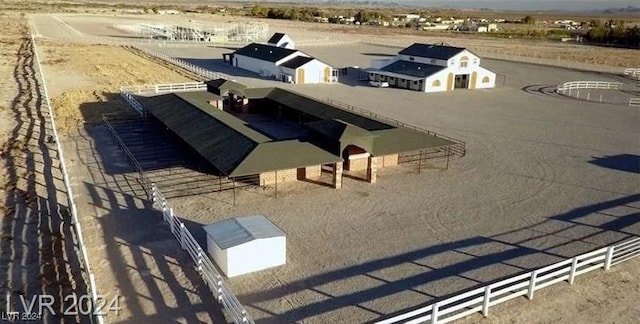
[120, 81, 207, 94]
[377, 237, 640, 324]
[623, 68, 640, 79]
[102, 115, 254, 324]
[151, 186, 253, 324]
[31, 34, 104, 324]
[629, 98, 640, 107]
[556, 81, 622, 92]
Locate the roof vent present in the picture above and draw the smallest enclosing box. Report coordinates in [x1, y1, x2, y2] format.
[269, 50, 273, 53]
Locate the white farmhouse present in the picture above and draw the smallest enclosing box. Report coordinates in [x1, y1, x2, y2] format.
[224, 33, 337, 84]
[366, 43, 496, 92]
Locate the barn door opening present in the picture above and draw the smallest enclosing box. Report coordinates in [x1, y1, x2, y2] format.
[455, 74, 469, 89]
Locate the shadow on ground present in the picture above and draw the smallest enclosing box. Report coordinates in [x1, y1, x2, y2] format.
[589, 154, 640, 174]
[239, 194, 640, 324]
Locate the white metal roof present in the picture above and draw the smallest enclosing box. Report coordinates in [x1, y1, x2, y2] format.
[203, 215, 286, 250]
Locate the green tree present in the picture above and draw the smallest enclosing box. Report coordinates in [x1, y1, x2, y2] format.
[523, 15, 536, 25]
[250, 5, 265, 17]
[589, 19, 602, 28]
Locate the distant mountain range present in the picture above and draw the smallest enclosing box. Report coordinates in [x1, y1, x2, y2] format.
[228, 0, 640, 12]
[601, 6, 640, 14]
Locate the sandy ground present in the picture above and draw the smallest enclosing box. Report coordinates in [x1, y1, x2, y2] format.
[0, 6, 636, 324]
[30, 13, 640, 70]
[0, 12, 89, 323]
[35, 40, 230, 323]
[459, 256, 640, 324]
[132, 43, 640, 323]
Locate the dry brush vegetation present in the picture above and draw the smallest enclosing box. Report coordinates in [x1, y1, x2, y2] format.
[40, 42, 191, 132]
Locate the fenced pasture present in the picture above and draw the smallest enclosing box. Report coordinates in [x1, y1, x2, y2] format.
[377, 237, 640, 324]
[30, 33, 103, 324]
[102, 114, 256, 324]
[556, 81, 640, 106]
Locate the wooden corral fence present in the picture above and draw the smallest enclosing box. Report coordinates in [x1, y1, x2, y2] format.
[102, 115, 255, 324]
[629, 98, 640, 108]
[376, 237, 640, 324]
[31, 34, 104, 324]
[326, 98, 466, 157]
[623, 68, 640, 80]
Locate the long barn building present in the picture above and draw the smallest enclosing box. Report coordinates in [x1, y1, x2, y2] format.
[135, 79, 460, 189]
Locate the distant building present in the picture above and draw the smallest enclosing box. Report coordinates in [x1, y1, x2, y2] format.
[157, 10, 181, 15]
[394, 14, 421, 21]
[366, 43, 496, 93]
[423, 23, 451, 31]
[223, 33, 337, 84]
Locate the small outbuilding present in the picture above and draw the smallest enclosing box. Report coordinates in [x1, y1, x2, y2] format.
[203, 215, 286, 278]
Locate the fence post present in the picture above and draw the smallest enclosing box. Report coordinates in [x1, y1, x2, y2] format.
[196, 247, 203, 271]
[180, 223, 186, 250]
[568, 257, 579, 284]
[431, 303, 439, 324]
[527, 270, 538, 300]
[604, 246, 615, 270]
[482, 286, 491, 317]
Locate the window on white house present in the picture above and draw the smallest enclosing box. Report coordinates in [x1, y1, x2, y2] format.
[460, 61, 468, 68]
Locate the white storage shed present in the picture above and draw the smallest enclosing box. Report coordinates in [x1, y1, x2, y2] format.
[203, 215, 286, 278]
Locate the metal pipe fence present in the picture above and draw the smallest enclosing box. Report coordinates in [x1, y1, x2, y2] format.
[30, 33, 104, 324]
[377, 237, 640, 324]
[102, 114, 254, 324]
[132, 46, 230, 81]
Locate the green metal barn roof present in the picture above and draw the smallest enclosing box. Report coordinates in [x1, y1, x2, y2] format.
[137, 92, 341, 177]
[136, 81, 457, 177]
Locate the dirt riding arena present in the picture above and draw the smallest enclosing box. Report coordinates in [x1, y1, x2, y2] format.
[0, 8, 638, 324]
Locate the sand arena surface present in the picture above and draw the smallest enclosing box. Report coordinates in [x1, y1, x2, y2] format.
[0, 8, 637, 323]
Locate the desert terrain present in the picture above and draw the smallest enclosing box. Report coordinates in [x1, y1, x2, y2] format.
[1, 2, 639, 324]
